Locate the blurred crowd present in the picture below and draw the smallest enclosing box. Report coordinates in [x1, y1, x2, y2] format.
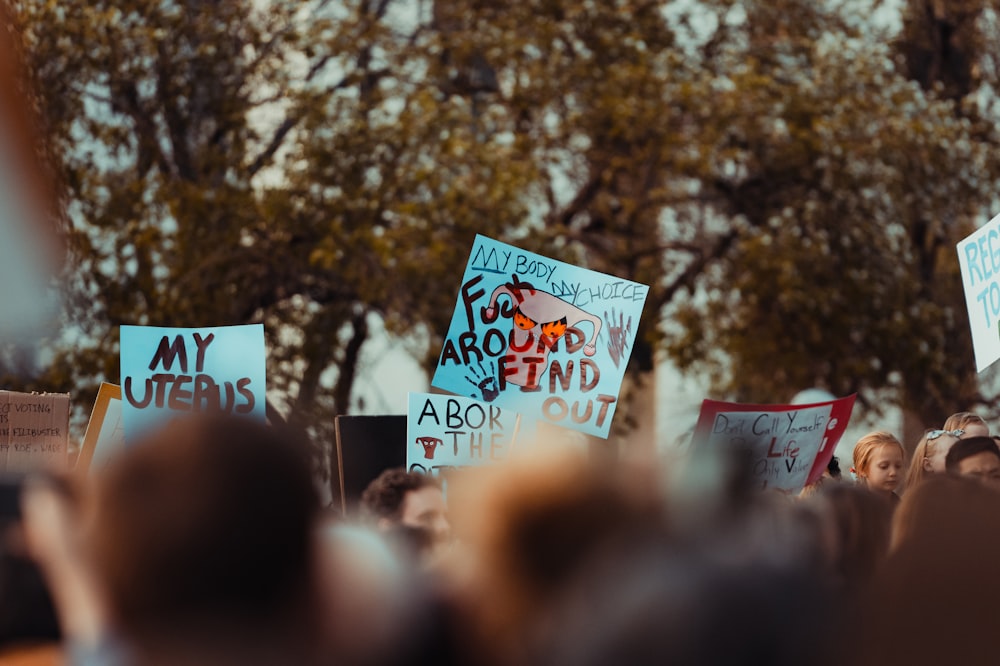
[0, 410, 997, 665]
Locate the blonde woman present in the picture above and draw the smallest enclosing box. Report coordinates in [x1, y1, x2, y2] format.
[903, 428, 963, 492]
[943, 411, 990, 438]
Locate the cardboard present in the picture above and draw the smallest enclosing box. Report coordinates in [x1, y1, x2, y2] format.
[76, 383, 123, 474]
[334, 415, 406, 514]
[0, 390, 70, 472]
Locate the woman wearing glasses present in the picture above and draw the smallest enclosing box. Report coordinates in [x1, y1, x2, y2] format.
[903, 428, 965, 492]
[942, 411, 990, 439]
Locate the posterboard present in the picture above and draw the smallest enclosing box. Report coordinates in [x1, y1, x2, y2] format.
[76, 383, 123, 474]
[119, 324, 266, 441]
[957, 212, 1000, 371]
[692, 394, 856, 493]
[0, 391, 70, 472]
[334, 415, 407, 515]
[406, 392, 517, 477]
[431, 235, 648, 438]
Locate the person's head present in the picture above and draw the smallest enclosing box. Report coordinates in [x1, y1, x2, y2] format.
[360, 469, 450, 545]
[813, 483, 893, 590]
[86, 415, 320, 655]
[852, 432, 904, 496]
[826, 455, 842, 481]
[904, 428, 963, 491]
[943, 412, 990, 439]
[861, 474, 1000, 665]
[944, 436, 1000, 486]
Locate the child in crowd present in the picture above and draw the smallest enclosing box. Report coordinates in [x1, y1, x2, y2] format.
[852, 431, 904, 503]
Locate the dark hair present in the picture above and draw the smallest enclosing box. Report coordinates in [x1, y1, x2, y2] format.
[827, 455, 841, 477]
[88, 414, 319, 639]
[944, 436, 1000, 473]
[360, 468, 440, 522]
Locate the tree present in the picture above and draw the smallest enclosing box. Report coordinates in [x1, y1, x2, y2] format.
[664, 0, 1000, 431]
[7, 0, 1000, 477]
[5, 0, 535, 487]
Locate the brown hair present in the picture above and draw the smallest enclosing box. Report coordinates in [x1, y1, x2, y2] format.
[86, 415, 319, 645]
[360, 468, 440, 523]
[852, 431, 903, 482]
[818, 483, 893, 589]
[858, 474, 1000, 665]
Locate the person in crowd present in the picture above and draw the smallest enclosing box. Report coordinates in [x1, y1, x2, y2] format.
[445, 451, 662, 666]
[360, 469, 451, 564]
[942, 411, 990, 438]
[902, 428, 963, 491]
[0, 504, 62, 665]
[851, 432, 904, 503]
[809, 484, 893, 594]
[944, 436, 1000, 486]
[799, 455, 844, 498]
[861, 474, 1000, 665]
[22, 414, 324, 666]
[826, 455, 843, 482]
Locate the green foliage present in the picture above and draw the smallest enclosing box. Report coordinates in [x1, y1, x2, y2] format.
[6, 0, 1000, 466]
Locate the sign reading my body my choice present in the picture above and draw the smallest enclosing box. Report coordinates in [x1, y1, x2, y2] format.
[432, 235, 648, 438]
[958, 212, 1000, 371]
[120, 324, 266, 441]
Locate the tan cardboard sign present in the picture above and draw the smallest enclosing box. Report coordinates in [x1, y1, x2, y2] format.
[0, 390, 70, 472]
[76, 383, 123, 474]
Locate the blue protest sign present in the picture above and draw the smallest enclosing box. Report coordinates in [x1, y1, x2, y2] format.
[120, 324, 266, 441]
[406, 392, 517, 478]
[431, 235, 648, 438]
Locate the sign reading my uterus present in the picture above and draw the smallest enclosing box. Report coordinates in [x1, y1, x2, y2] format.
[432, 235, 648, 438]
[120, 324, 267, 441]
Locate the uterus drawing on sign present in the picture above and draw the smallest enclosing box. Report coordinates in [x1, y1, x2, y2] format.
[482, 277, 603, 391]
[465, 361, 500, 402]
[417, 436, 443, 460]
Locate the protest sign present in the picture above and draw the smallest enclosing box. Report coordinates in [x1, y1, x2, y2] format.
[76, 383, 123, 474]
[957, 212, 1000, 371]
[120, 324, 266, 441]
[693, 394, 856, 493]
[406, 392, 517, 478]
[0, 390, 70, 472]
[334, 415, 407, 514]
[431, 235, 648, 438]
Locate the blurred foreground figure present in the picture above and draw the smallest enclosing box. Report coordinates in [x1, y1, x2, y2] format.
[809, 484, 892, 593]
[449, 449, 838, 666]
[0, 6, 62, 339]
[23, 415, 322, 666]
[859, 475, 1000, 666]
